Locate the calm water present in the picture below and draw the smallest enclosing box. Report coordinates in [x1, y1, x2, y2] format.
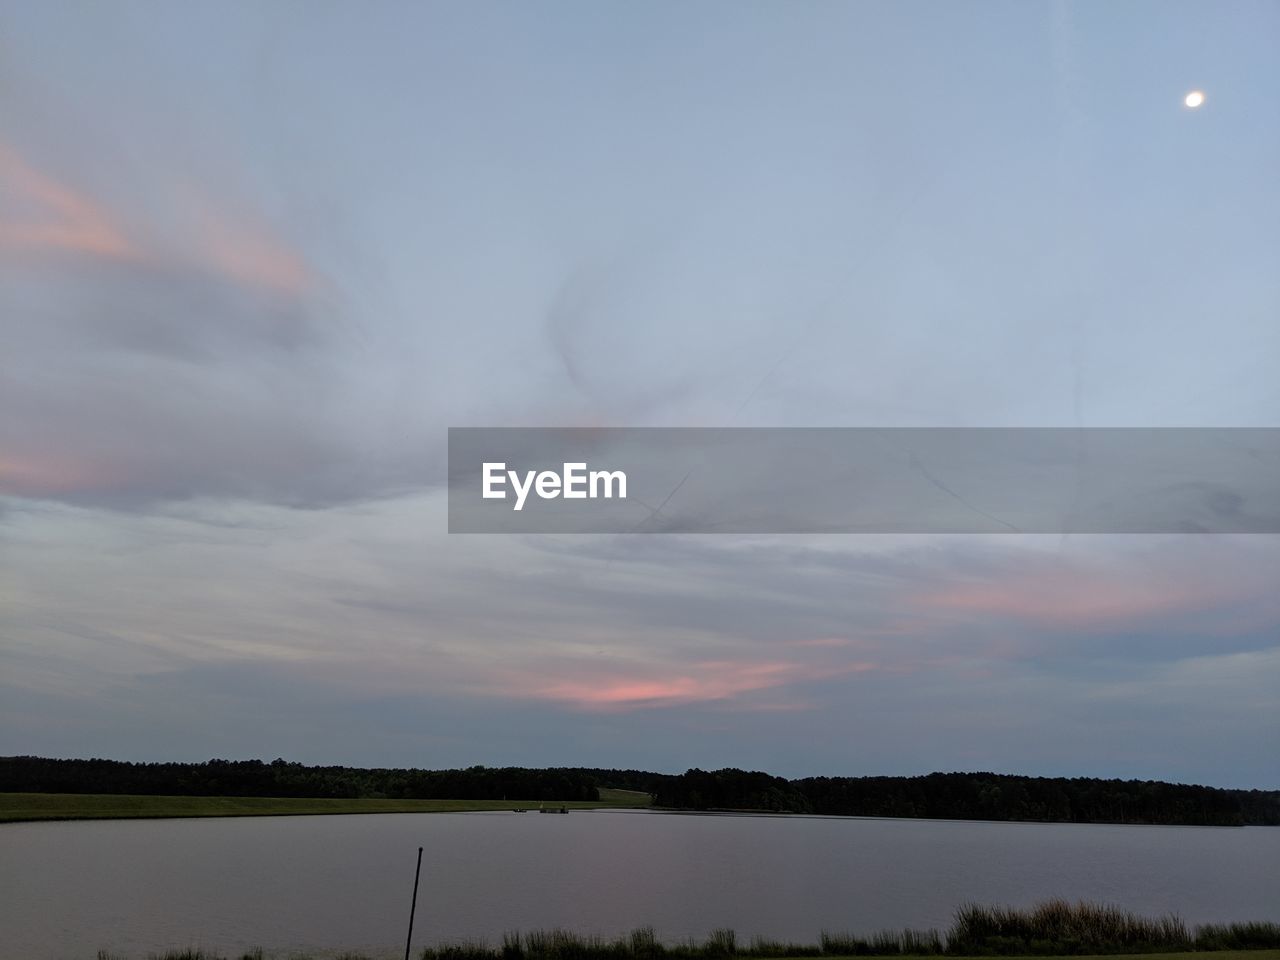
[2, 810, 1277, 960]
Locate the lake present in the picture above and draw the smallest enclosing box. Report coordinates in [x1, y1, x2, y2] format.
[2, 810, 1277, 959]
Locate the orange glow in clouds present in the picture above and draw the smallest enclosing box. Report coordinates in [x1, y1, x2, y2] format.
[514, 658, 879, 711]
[0, 144, 135, 259]
[918, 566, 1220, 629]
[194, 205, 313, 296]
[0, 455, 125, 498]
[1, 142, 314, 297]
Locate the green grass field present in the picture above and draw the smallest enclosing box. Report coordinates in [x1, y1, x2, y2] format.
[0, 787, 652, 822]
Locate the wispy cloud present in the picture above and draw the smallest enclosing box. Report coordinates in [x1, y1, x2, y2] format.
[912, 549, 1279, 640]
[189, 195, 314, 296]
[0, 453, 126, 500]
[498, 657, 878, 711]
[0, 137, 408, 508]
[1, 142, 314, 297]
[917, 568, 1209, 629]
[0, 143, 135, 258]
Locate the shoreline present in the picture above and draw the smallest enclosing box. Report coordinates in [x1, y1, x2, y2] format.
[0, 790, 652, 824]
[4, 792, 1270, 828]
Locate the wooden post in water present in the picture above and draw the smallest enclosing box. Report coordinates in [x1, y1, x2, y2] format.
[404, 845, 423, 960]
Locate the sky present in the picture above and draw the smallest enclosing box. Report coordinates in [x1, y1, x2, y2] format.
[1, 0, 1277, 788]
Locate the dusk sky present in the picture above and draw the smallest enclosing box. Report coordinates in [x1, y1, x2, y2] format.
[2, 1, 1277, 788]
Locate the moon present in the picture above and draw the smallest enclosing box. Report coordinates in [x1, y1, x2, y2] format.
[1184, 90, 1205, 109]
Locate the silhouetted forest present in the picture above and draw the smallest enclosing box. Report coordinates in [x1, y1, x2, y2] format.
[4, 757, 1277, 825]
[0, 757, 599, 802]
[651, 768, 1280, 826]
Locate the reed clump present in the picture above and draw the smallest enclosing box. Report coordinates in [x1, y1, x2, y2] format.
[819, 928, 945, 956]
[947, 901, 1280, 956]
[1194, 921, 1280, 951]
[948, 900, 1188, 955]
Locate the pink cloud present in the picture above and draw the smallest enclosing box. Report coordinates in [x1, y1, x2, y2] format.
[497, 656, 878, 712]
[0, 143, 136, 259]
[0, 454, 127, 499]
[915, 564, 1231, 631]
[2, 143, 313, 296]
[190, 199, 313, 296]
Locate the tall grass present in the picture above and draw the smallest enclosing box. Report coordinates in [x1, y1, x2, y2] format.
[91, 904, 1280, 959]
[418, 908, 1280, 959]
[1195, 921, 1280, 951]
[819, 928, 945, 956]
[948, 902, 1279, 956]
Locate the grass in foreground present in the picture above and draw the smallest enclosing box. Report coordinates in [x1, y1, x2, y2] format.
[414, 917, 1280, 960]
[95, 949, 1280, 960]
[90, 904, 1280, 960]
[0, 787, 651, 823]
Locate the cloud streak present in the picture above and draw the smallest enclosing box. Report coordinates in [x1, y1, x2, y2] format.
[493, 657, 881, 711]
[0, 136, 424, 508]
[0, 143, 135, 259]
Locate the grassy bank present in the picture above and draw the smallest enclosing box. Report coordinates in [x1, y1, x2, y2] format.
[0, 788, 651, 823]
[90, 905, 1280, 960]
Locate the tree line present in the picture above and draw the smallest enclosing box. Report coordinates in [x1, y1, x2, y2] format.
[650, 768, 1280, 826]
[3, 756, 1277, 825]
[0, 756, 599, 802]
